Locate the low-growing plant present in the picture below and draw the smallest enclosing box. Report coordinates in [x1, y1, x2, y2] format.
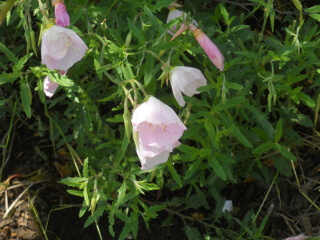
[1, 0, 319, 239]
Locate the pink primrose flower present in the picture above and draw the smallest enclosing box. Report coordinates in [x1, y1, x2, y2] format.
[41, 25, 88, 71]
[170, 66, 207, 107]
[131, 96, 187, 170]
[192, 28, 225, 71]
[43, 70, 66, 98]
[55, 3, 70, 27]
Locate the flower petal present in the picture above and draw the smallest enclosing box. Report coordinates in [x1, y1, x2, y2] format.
[170, 66, 207, 107]
[193, 29, 224, 71]
[41, 25, 88, 71]
[132, 96, 186, 128]
[136, 122, 185, 148]
[44, 76, 59, 97]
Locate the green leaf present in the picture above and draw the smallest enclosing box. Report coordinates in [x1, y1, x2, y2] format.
[67, 189, 84, 197]
[225, 81, 244, 90]
[0, 41, 18, 64]
[167, 164, 182, 187]
[13, 54, 31, 72]
[138, 181, 159, 191]
[215, 153, 235, 163]
[208, 156, 227, 180]
[59, 177, 87, 187]
[127, 18, 145, 43]
[212, 96, 246, 113]
[185, 226, 203, 240]
[274, 119, 283, 143]
[48, 72, 74, 87]
[305, 5, 320, 14]
[252, 142, 275, 155]
[144, 5, 164, 32]
[115, 181, 127, 208]
[185, 159, 202, 180]
[20, 78, 32, 118]
[0, 73, 21, 85]
[83, 158, 89, 178]
[279, 144, 297, 161]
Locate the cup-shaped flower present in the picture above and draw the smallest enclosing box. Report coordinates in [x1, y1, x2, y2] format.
[131, 96, 187, 170]
[43, 70, 66, 97]
[166, 9, 197, 38]
[55, 3, 70, 27]
[170, 66, 207, 107]
[41, 25, 88, 71]
[192, 28, 224, 71]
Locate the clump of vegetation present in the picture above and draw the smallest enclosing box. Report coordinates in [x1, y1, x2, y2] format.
[0, 0, 319, 239]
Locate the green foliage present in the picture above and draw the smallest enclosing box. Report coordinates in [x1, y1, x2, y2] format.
[1, 0, 319, 239]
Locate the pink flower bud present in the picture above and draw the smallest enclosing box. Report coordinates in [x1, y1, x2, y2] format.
[193, 28, 225, 71]
[131, 96, 187, 170]
[55, 3, 70, 27]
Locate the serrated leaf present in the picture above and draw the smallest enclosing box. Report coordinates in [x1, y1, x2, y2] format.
[167, 164, 182, 187]
[127, 18, 145, 42]
[115, 181, 127, 208]
[144, 5, 164, 32]
[48, 72, 74, 87]
[59, 177, 87, 187]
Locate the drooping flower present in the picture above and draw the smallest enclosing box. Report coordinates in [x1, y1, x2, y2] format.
[170, 66, 207, 107]
[132, 96, 187, 170]
[192, 28, 225, 71]
[54, 2, 70, 27]
[41, 25, 88, 71]
[43, 70, 66, 97]
[166, 9, 198, 40]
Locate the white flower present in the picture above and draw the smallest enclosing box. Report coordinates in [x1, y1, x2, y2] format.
[41, 25, 88, 71]
[170, 66, 207, 107]
[222, 200, 233, 213]
[131, 96, 187, 170]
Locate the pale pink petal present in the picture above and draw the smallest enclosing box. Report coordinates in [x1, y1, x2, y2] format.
[284, 234, 308, 240]
[193, 29, 224, 71]
[137, 144, 170, 170]
[41, 25, 88, 71]
[136, 122, 185, 148]
[55, 3, 70, 27]
[132, 96, 186, 128]
[170, 66, 207, 107]
[44, 76, 59, 98]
